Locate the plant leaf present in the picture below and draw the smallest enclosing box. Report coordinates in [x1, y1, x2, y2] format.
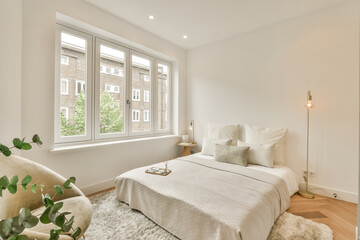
[54, 185, 64, 196]
[63, 177, 76, 190]
[0, 176, 9, 189]
[52, 202, 64, 213]
[21, 175, 32, 190]
[62, 216, 74, 232]
[22, 216, 38, 229]
[50, 229, 60, 240]
[40, 184, 44, 192]
[55, 214, 65, 228]
[39, 206, 52, 224]
[1, 218, 13, 237]
[21, 143, 32, 150]
[42, 193, 54, 208]
[8, 176, 18, 194]
[32, 134, 42, 146]
[0, 144, 11, 157]
[71, 227, 81, 238]
[31, 184, 37, 193]
[12, 138, 23, 149]
[18, 208, 31, 225]
[15, 235, 29, 240]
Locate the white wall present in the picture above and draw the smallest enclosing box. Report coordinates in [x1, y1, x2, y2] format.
[187, 1, 359, 202]
[0, 0, 22, 145]
[18, 0, 187, 194]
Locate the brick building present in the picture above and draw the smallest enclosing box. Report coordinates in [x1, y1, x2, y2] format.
[60, 40, 168, 136]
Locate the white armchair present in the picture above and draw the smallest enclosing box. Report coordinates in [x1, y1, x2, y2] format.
[0, 154, 92, 240]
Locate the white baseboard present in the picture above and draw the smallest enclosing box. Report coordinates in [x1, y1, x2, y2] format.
[80, 178, 115, 195]
[299, 182, 358, 203]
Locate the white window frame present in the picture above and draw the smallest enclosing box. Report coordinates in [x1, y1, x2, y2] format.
[144, 110, 150, 122]
[55, 24, 172, 145]
[95, 38, 128, 139]
[60, 78, 69, 95]
[55, 24, 93, 143]
[61, 55, 69, 65]
[75, 80, 86, 96]
[155, 60, 172, 133]
[129, 51, 153, 136]
[132, 88, 140, 101]
[60, 107, 69, 120]
[144, 90, 150, 102]
[132, 110, 140, 122]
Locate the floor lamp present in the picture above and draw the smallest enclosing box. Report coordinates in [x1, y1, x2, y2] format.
[299, 90, 315, 199]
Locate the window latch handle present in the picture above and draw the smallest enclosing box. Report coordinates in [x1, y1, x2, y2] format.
[126, 100, 131, 109]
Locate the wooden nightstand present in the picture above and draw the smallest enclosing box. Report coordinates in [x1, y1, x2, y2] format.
[177, 143, 197, 156]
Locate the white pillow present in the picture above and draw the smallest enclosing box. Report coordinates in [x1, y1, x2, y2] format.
[237, 140, 275, 168]
[244, 125, 288, 165]
[201, 137, 232, 156]
[208, 123, 240, 145]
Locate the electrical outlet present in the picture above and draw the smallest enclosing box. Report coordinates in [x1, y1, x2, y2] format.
[303, 170, 315, 177]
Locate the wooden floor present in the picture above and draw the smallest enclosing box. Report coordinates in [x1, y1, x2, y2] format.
[88, 188, 357, 239]
[287, 194, 357, 240]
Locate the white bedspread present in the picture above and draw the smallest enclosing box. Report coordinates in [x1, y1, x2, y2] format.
[115, 155, 291, 240]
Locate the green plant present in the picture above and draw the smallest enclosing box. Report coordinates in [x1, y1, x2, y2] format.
[0, 135, 81, 240]
[60, 91, 124, 136]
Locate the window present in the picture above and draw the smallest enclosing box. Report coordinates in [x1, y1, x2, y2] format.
[143, 75, 150, 82]
[100, 65, 106, 73]
[144, 110, 150, 122]
[144, 90, 150, 102]
[60, 107, 69, 120]
[132, 110, 140, 122]
[157, 63, 170, 131]
[114, 68, 124, 77]
[76, 81, 86, 96]
[55, 24, 172, 144]
[131, 54, 151, 133]
[60, 78, 69, 95]
[61, 55, 69, 65]
[105, 84, 120, 93]
[132, 89, 140, 101]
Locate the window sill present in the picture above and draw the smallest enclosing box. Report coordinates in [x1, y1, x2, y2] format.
[51, 134, 179, 153]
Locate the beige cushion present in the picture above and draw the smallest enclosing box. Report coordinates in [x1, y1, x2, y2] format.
[238, 140, 276, 168]
[214, 145, 249, 167]
[245, 125, 288, 165]
[201, 137, 232, 156]
[208, 123, 240, 145]
[31, 196, 92, 236]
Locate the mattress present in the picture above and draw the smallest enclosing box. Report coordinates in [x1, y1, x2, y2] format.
[115, 154, 295, 240]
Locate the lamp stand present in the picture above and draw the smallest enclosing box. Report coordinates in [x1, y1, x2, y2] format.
[299, 92, 314, 199]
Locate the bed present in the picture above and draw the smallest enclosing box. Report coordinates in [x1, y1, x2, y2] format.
[115, 153, 298, 240]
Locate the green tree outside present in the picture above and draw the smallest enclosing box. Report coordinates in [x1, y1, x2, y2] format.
[61, 91, 123, 136]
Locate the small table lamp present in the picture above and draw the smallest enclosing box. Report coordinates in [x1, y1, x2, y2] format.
[299, 90, 315, 199]
[189, 120, 196, 144]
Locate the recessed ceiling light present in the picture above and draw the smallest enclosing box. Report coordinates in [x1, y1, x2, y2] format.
[149, 15, 155, 20]
[183, 35, 188, 39]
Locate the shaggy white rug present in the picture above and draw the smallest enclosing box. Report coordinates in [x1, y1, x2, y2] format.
[85, 191, 333, 240]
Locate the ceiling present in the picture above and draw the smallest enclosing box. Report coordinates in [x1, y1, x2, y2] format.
[84, 0, 350, 50]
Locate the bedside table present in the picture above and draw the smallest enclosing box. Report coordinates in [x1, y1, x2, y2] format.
[177, 143, 197, 156]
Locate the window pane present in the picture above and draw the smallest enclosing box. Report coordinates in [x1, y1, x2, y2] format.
[99, 44, 125, 134]
[157, 63, 170, 130]
[131, 54, 151, 132]
[59, 32, 87, 137]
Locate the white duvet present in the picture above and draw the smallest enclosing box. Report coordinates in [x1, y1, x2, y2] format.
[115, 154, 297, 240]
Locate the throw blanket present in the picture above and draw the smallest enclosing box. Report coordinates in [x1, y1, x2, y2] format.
[115, 156, 290, 240]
